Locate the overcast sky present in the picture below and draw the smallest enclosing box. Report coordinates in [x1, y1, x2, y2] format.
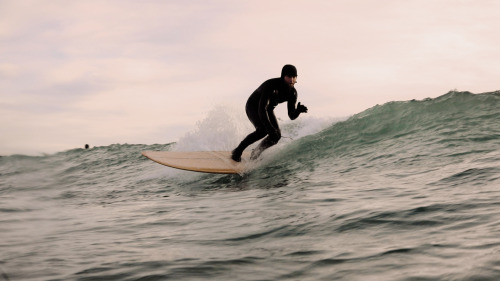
[1, 0, 499, 155]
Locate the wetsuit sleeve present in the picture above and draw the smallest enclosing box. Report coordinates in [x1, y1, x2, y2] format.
[287, 89, 301, 120]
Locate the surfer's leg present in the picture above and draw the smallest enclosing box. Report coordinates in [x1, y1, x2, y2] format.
[250, 131, 281, 160]
[231, 103, 267, 162]
[250, 111, 281, 160]
[231, 129, 267, 162]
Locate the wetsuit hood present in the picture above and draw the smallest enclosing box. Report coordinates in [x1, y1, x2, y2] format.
[281, 64, 297, 78]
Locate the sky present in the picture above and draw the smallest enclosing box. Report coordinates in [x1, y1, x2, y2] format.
[1, 0, 499, 155]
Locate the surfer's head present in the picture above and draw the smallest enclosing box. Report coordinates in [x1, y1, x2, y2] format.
[281, 64, 297, 78]
[281, 64, 297, 87]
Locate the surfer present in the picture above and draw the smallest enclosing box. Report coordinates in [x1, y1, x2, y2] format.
[231, 64, 308, 162]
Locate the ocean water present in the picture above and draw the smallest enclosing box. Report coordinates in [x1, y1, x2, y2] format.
[1, 90, 499, 281]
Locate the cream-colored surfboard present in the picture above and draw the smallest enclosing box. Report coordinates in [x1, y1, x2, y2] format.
[141, 151, 251, 174]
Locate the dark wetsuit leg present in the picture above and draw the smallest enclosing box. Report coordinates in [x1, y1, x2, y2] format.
[250, 110, 281, 159]
[235, 129, 267, 152]
[232, 102, 274, 161]
[232, 106, 267, 160]
[232, 97, 282, 161]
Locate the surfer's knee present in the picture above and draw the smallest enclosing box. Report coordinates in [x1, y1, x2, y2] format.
[268, 130, 281, 143]
[255, 128, 267, 139]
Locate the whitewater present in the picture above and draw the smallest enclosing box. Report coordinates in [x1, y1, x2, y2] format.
[1, 90, 499, 281]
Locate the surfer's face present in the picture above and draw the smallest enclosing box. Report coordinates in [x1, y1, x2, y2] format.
[284, 75, 297, 87]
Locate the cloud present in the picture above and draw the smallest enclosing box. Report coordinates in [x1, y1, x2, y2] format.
[1, 0, 499, 155]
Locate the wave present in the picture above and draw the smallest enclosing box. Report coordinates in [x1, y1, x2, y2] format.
[281, 90, 499, 159]
[2, 91, 498, 190]
[231, 90, 499, 190]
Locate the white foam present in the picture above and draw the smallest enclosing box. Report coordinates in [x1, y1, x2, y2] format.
[174, 104, 343, 152]
[174, 105, 252, 151]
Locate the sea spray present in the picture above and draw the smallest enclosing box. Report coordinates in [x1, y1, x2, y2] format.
[174, 105, 252, 151]
[173, 104, 339, 152]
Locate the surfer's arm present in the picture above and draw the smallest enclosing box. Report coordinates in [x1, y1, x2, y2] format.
[287, 90, 307, 120]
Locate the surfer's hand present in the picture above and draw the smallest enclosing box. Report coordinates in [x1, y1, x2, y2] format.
[297, 102, 308, 113]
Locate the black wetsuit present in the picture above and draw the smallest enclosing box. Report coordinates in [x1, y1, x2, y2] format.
[232, 77, 305, 161]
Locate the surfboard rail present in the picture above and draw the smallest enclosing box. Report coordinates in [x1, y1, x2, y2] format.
[141, 151, 251, 174]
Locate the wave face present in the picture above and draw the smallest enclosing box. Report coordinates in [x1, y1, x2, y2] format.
[274, 90, 500, 185]
[1, 91, 499, 281]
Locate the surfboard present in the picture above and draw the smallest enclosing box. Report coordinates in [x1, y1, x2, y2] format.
[141, 151, 251, 174]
